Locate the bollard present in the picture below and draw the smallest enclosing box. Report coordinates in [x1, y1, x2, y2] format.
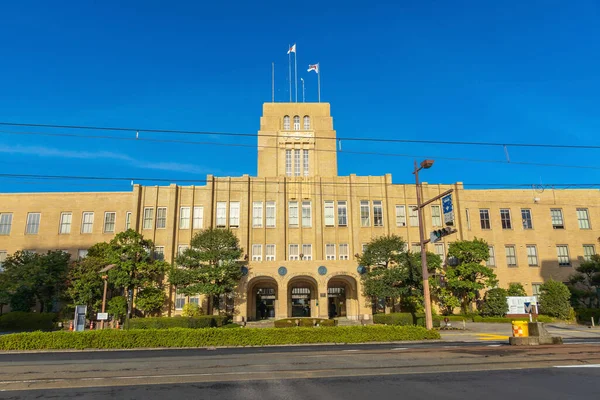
[592, 317, 595, 327]
[90, 321, 95, 330]
[69, 320, 74, 331]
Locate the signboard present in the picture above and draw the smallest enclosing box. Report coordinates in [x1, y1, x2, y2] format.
[506, 296, 538, 315]
[442, 194, 454, 225]
[97, 312, 109, 321]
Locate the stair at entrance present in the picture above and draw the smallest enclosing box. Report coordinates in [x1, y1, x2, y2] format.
[245, 320, 275, 328]
[336, 318, 366, 326]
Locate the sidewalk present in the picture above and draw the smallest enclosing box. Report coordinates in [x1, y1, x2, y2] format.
[439, 322, 600, 342]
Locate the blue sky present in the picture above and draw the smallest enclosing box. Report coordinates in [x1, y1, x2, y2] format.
[0, 1, 599, 192]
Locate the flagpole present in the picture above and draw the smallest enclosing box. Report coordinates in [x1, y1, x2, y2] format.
[294, 48, 298, 103]
[318, 63, 321, 103]
[288, 44, 292, 102]
[272, 62, 275, 103]
[301, 78, 305, 102]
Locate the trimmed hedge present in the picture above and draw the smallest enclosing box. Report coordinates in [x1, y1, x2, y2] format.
[374, 313, 440, 328]
[575, 308, 600, 323]
[274, 318, 337, 328]
[126, 316, 229, 330]
[0, 325, 441, 350]
[0, 312, 57, 332]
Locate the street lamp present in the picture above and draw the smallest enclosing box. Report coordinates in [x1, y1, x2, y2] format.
[99, 264, 116, 330]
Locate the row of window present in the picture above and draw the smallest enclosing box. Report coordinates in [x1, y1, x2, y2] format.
[0, 211, 133, 235]
[486, 244, 596, 268]
[475, 208, 591, 231]
[285, 149, 310, 177]
[283, 115, 310, 131]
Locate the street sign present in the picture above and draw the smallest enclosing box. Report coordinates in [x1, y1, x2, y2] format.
[97, 313, 109, 321]
[442, 194, 454, 225]
[430, 231, 439, 243]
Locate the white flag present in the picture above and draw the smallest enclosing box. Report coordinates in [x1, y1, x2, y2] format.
[287, 44, 296, 54]
[307, 63, 319, 73]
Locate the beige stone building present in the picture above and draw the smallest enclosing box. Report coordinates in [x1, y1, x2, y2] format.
[0, 103, 598, 321]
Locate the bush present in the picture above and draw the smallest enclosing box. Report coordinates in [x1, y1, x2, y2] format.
[539, 280, 572, 319]
[0, 312, 57, 332]
[182, 303, 202, 317]
[507, 283, 527, 297]
[107, 296, 127, 320]
[126, 316, 229, 329]
[374, 313, 441, 328]
[0, 325, 441, 350]
[575, 308, 600, 324]
[480, 288, 508, 317]
[274, 318, 337, 328]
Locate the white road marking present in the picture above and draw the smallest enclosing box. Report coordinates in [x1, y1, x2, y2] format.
[487, 345, 502, 347]
[554, 364, 600, 368]
[392, 347, 408, 350]
[343, 349, 359, 352]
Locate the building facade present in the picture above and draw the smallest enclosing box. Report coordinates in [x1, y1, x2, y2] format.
[1, 103, 598, 321]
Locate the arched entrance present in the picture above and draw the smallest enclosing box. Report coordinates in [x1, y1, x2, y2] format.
[287, 276, 318, 318]
[246, 276, 278, 321]
[327, 275, 359, 320]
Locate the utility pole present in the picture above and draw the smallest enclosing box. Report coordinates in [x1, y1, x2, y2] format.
[99, 264, 116, 329]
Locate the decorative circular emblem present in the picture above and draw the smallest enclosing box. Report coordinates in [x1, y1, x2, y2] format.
[318, 266, 327, 276]
[240, 266, 249, 276]
[278, 266, 287, 276]
[357, 265, 367, 275]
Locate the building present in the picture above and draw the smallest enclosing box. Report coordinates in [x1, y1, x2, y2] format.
[1, 103, 598, 321]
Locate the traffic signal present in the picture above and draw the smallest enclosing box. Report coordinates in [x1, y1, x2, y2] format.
[430, 227, 455, 243]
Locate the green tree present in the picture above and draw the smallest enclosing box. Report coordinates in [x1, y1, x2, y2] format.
[567, 254, 600, 308]
[107, 296, 127, 321]
[65, 243, 111, 315]
[507, 282, 527, 297]
[539, 279, 572, 319]
[169, 228, 243, 314]
[480, 288, 508, 317]
[135, 287, 167, 316]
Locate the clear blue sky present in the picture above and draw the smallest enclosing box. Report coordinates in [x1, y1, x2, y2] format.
[1, 1, 599, 192]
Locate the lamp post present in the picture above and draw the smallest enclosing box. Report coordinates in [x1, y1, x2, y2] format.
[99, 264, 116, 330]
[414, 159, 434, 330]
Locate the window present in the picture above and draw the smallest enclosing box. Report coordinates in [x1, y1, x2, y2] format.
[294, 149, 301, 176]
[26, 212, 41, 234]
[216, 202, 227, 227]
[326, 244, 336, 260]
[486, 246, 496, 267]
[77, 249, 88, 260]
[193, 206, 203, 229]
[175, 290, 185, 311]
[303, 115, 310, 130]
[373, 201, 383, 227]
[178, 244, 189, 256]
[283, 115, 290, 130]
[337, 201, 347, 226]
[577, 208, 590, 229]
[189, 295, 200, 306]
[154, 246, 165, 261]
[583, 245, 596, 261]
[289, 201, 299, 226]
[519, 209, 533, 230]
[360, 200, 370, 227]
[81, 212, 94, 233]
[551, 209, 564, 229]
[266, 244, 276, 261]
[409, 205, 419, 227]
[125, 212, 131, 230]
[479, 209, 491, 230]
[302, 201, 312, 227]
[229, 202, 240, 227]
[339, 244, 349, 260]
[500, 209, 512, 229]
[104, 212, 116, 233]
[465, 208, 471, 230]
[557, 245, 570, 266]
[0, 213, 13, 235]
[285, 149, 292, 176]
[505, 245, 517, 267]
[324, 201, 335, 227]
[252, 244, 262, 261]
[411, 243, 421, 253]
[526, 245, 538, 266]
[253, 202, 263, 228]
[0, 251, 6, 271]
[532, 283, 542, 296]
[143, 208, 154, 230]
[59, 212, 72, 234]
[293, 115, 300, 130]
[156, 207, 167, 229]
[395, 205, 406, 227]
[266, 201, 276, 227]
[362, 243, 368, 253]
[303, 149, 309, 176]
[434, 243, 445, 260]
[289, 244, 299, 260]
[302, 244, 312, 260]
[430, 205, 441, 227]
[180, 207, 191, 229]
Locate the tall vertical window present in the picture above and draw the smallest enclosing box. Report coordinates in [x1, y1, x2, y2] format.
[583, 245, 596, 261]
[487, 246, 496, 267]
[78, 249, 88, 260]
[337, 201, 347, 226]
[302, 201, 312, 227]
[252, 202, 263, 228]
[26, 212, 41, 234]
[303, 115, 310, 129]
[324, 201, 335, 227]
[229, 202, 240, 227]
[293, 115, 300, 130]
[303, 149, 309, 176]
[283, 115, 290, 130]
[289, 244, 299, 260]
[431, 205, 441, 227]
[577, 208, 590, 229]
[409, 205, 419, 227]
[532, 283, 542, 296]
[289, 201, 299, 226]
[156, 207, 167, 229]
[154, 246, 165, 261]
[395, 205, 406, 227]
[551, 209, 564, 229]
[526, 245, 538, 266]
[177, 244, 189, 256]
[216, 202, 227, 227]
[411, 243, 421, 253]
[373, 201, 383, 227]
[193, 206, 203, 229]
[285, 149, 292, 176]
[434, 243, 445, 260]
[479, 209, 491, 229]
[59, 212, 72, 234]
[252, 244, 262, 261]
[0, 251, 6, 270]
[505, 245, 517, 267]
[82, 212, 95, 233]
[104, 212, 116, 233]
[175, 289, 185, 311]
[557, 245, 570, 266]
[360, 200, 370, 227]
[362, 244, 368, 253]
[143, 208, 154, 230]
[125, 212, 131, 230]
[294, 149, 301, 176]
[180, 207, 191, 229]
[500, 209, 512, 229]
[521, 209, 533, 229]
[0, 213, 13, 235]
[266, 201, 276, 227]
[326, 244, 336, 260]
[339, 244, 349, 260]
[302, 244, 312, 260]
[266, 244, 276, 261]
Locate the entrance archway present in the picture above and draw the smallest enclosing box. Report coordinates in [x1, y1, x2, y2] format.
[287, 276, 318, 318]
[327, 275, 359, 320]
[246, 276, 278, 321]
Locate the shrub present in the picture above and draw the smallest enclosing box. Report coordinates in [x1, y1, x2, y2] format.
[539, 280, 572, 319]
[107, 296, 127, 320]
[274, 318, 337, 328]
[374, 313, 441, 328]
[480, 288, 508, 317]
[575, 308, 600, 324]
[0, 325, 441, 350]
[507, 283, 527, 297]
[0, 312, 57, 332]
[182, 303, 202, 317]
[135, 287, 167, 316]
[126, 316, 229, 329]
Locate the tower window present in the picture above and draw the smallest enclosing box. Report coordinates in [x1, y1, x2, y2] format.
[293, 115, 300, 130]
[303, 115, 310, 130]
[283, 115, 290, 130]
